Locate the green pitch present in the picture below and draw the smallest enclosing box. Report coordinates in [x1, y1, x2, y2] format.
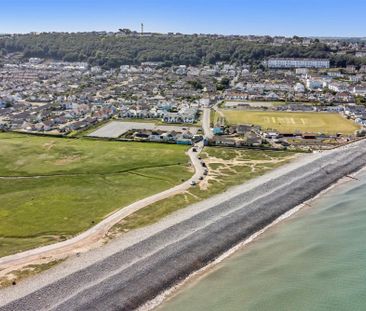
[217, 110, 360, 134]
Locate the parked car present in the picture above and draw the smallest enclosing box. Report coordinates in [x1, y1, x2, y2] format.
[190, 180, 197, 186]
[199, 176, 204, 180]
[192, 148, 197, 152]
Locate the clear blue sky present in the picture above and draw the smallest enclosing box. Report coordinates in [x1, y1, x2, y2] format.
[1, 0, 365, 37]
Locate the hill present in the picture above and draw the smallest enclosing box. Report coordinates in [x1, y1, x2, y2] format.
[1, 32, 365, 69]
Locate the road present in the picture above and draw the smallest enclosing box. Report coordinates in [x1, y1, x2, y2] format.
[202, 107, 214, 139]
[1, 140, 366, 311]
[0, 142, 205, 274]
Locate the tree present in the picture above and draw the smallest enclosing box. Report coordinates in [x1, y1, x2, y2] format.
[1, 32, 365, 69]
[188, 80, 203, 90]
[118, 28, 132, 35]
[216, 77, 230, 91]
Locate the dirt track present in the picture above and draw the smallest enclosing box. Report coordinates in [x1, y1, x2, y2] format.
[0, 142, 205, 277]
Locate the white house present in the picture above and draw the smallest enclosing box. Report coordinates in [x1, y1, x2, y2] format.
[353, 85, 366, 96]
[294, 83, 305, 93]
[328, 82, 348, 93]
[295, 68, 309, 75]
[306, 79, 323, 90]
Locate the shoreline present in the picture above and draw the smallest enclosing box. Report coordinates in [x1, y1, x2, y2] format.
[0, 151, 315, 307]
[2, 140, 366, 310]
[139, 166, 366, 311]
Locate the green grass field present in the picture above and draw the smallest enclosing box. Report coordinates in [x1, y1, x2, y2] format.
[0, 133, 191, 257]
[111, 148, 294, 234]
[216, 110, 360, 134]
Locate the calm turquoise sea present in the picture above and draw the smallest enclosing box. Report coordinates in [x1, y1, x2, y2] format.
[158, 171, 366, 311]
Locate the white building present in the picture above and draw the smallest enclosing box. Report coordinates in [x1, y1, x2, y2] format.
[175, 65, 187, 75]
[294, 83, 305, 93]
[355, 51, 366, 58]
[306, 78, 323, 90]
[353, 85, 366, 96]
[28, 57, 43, 64]
[295, 68, 309, 75]
[327, 71, 342, 78]
[328, 82, 348, 93]
[90, 66, 102, 74]
[267, 58, 330, 69]
[199, 98, 210, 107]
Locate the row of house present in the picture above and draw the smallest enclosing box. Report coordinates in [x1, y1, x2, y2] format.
[131, 129, 199, 145]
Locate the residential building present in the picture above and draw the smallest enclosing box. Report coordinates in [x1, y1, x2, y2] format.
[294, 83, 305, 93]
[267, 58, 330, 69]
[353, 85, 366, 96]
[306, 78, 323, 90]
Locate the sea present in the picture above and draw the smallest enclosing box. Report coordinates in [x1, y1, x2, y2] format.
[157, 170, 366, 311]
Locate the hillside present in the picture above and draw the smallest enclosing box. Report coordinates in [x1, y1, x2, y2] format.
[1, 32, 365, 68]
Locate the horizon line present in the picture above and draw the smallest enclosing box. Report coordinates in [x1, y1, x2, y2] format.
[1, 30, 365, 40]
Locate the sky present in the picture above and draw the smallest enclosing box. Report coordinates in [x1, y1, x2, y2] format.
[0, 0, 365, 37]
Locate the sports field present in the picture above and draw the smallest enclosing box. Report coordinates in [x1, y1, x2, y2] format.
[217, 110, 360, 134]
[0, 133, 191, 257]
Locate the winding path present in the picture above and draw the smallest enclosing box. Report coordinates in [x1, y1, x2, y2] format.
[0, 142, 205, 272]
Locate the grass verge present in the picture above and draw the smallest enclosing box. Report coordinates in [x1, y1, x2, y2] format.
[0, 259, 65, 288]
[109, 148, 295, 234]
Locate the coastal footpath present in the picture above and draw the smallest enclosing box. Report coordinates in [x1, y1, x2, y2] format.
[0, 142, 205, 274]
[1, 140, 366, 311]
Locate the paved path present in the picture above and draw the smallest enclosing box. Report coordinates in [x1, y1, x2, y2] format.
[0, 142, 205, 272]
[202, 107, 213, 139]
[0, 105, 212, 273]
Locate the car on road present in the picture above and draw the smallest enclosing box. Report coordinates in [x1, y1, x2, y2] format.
[199, 176, 204, 180]
[192, 148, 197, 152]
[190, 180, 197, 186]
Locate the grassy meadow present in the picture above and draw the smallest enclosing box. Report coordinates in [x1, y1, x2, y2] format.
[0, 133, 191, 257]
[216, 110, 360, 134]
[111, 147, 295, 233]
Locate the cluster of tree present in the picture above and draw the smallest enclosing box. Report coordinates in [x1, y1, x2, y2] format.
[187, 80, 203, 90]
[356, 95, 366, 104]
[216, 77, 231, 91]
[0, 32, 365, 69]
